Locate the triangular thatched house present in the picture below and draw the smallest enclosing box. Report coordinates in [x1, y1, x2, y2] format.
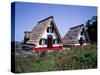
[63, 24, 90, 47]
[22, 16, 63, 53]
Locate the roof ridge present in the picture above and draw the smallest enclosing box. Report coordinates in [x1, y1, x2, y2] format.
[70, 24, 84, 30]
[38, 16, 54, 23]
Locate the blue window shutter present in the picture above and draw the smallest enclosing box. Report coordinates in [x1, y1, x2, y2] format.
[39, 39, 42, 45]
[50, 27, 53, 33]
[47, 27, 49, 32]
[81, 31, 83, 35]
[58, 39, 60, 44]
[53, 39, 55, 44]
[45, 39, 47, 44]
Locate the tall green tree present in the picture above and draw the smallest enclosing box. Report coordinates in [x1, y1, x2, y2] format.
[85, 16, 97, 43]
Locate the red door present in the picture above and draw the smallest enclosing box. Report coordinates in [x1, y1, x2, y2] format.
[47, 35, 53, 49]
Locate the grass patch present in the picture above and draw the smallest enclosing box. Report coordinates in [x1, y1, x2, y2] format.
[15, 44, 97, 73]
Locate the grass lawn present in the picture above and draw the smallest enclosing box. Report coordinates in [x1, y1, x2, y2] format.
[15, 44, 97, 73]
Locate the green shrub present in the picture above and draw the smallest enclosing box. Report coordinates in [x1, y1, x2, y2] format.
[39, 51, 47, 57]
[15, 44, 97, 72]
[51, 51, 61, 56]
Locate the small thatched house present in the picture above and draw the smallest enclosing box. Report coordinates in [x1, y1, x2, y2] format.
[63, 24, 90, 47]
[22, 16, 63, 53]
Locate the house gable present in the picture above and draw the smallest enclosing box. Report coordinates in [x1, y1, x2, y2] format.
[24, 16, 62, 46]
[63, 25, 90, 46]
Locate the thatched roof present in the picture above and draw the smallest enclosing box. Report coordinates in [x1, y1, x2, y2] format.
[24, 16, 62, 45]
[63, 24, 90, 46]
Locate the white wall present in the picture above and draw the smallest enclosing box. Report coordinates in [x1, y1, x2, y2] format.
[77, 32, 86, 40]
[36, 25, 62, 48]
[77, 31, 87, 45]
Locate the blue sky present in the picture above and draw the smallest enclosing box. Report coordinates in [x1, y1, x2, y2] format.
[14, 2, 97, 41]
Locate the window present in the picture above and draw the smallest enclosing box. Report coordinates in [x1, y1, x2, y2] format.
[24, 35, 29, 43]
[47, 27, 53, 33]
[39, 38, 47, 45]
[80, 31, 83, 36]
[79, 37, 84, 45]
[53, 39, 60, 44]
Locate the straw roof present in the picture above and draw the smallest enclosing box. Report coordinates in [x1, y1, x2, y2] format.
[63, 24, 90, 46]
[24, 16, 62, 45]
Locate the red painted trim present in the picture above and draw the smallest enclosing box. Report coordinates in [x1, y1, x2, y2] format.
[52, 46, 63, 50]
[74, 45, 81, 48]
[34, 46, 63, 53]
[74, 44, 88, 48]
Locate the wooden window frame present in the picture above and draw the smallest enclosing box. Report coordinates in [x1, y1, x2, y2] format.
[39, 38, 47, 45]
[53, 38, 59, 44]
[47, 27, 53, 33]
